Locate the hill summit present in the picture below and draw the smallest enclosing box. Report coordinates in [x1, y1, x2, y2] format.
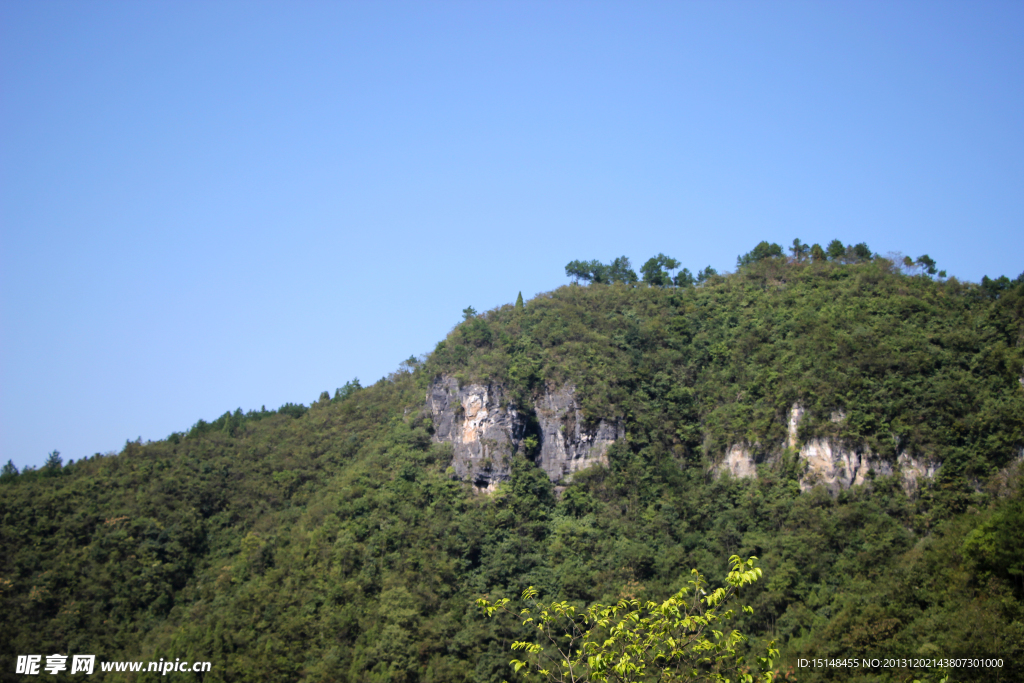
[2, 240, 1023, 682]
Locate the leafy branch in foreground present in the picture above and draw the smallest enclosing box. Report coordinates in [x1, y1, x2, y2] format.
[478, 555, 777, 683]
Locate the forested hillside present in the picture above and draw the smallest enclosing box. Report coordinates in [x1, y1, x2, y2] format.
[2, 243, 1023, 682]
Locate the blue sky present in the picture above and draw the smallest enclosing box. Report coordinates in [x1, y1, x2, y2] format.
[2, 1, 1021, 470]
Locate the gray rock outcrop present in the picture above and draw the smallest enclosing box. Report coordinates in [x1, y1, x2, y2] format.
[716, 403, 938, 494]
[427, 377, 522, 490]
[427, 376, 623, 489]
[534, 385, 624, 482]
[718, 443, 758, 479]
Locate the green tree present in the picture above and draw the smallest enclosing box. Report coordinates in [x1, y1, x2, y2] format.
[674, 268, 695, 288]
[851, 242, 873, 262]
[517, 292, 525, 311]
[478, 556, 777, 683]
[809, 243, 826, 262]
[566, 257, 638, 286]
[789, 239, 809, 262]
[462, 316, 494, 347]
[566, 260, 608, 285]
[334, 378, 362, 401]
[566, 260, 593, 284]
[0, 459, 18, 481]
[962, 496, 1024, 598]
[464, 306, 479, 320]
[696, 266, 718, 284]
[641, 254, 681, 288]
[825, 239, 846, 260]
[916, 254, 937, 275]
[737, 242, 784, 269]
[608, 256, 639, 285]
[980, 274, 1016, 299]
[44, 450, 62, 472]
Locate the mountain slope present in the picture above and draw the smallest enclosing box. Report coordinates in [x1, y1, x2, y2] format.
[2, 252, 1023, 682]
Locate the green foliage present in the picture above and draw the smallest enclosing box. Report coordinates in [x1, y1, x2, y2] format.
[916, 254, 937, 276]
[789, 239, 809, 262]
[850, 242, 872, 262]
[962, 495, 1024, 598]
[825, 239, 846, 260]
[479, 556, 777, 682]
[980, 272, 1024, 300]
[428, 250, 1024, 495]
[820, 240, 874, 264]
[1, 459, 18, 481]
[788, 479, 1024, 681]
[674, 268, 695, 288]
[736, 242, 784, 269]
[641, 254, 681, 288]
[186, 404, 297, 439]
[335, 378, 363, 402]
[565, 257, 639, 285]
[44, 450, 63, 472]
[276, 402, 308, 419]
[462, 316, 495, 347]
[695, 266, 718, 284]
[606, 257, 639, 285]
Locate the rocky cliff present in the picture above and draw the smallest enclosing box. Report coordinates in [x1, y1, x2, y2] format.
[533, 384, 625, 482]
[716, 403, 939, 494]
[429, 375, 942, 496]
[427, 376, 622, 489]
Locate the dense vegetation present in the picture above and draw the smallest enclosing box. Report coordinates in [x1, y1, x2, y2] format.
[1, 242, 1022, 682]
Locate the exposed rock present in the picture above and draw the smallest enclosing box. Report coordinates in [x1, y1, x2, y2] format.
[799, 438, 890, 493]
[787, 403, 805, 449]
[793, 404, 939, 493]
[717, 404, 938, 495]
[798, 440, 938, 494]
[427, 376, 623, 488]
[534, 384, 624, 481]
[896, 451, 940, 492]
[718, 443, 758, 479]
[427, 376, 522, 489]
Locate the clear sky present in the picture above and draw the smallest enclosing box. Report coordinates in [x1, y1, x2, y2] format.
[2, 1, 1021, 470]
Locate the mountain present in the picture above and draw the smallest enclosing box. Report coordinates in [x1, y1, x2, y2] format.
[2, 246, 1023, 682]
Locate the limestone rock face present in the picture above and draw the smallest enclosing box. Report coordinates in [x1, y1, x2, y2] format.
[427, 376, 522, 489]
[427, 376, 623, 488]
[534, 384, 624, 482]
[786, 404, 805, 449]
[797, 439, 938, 494]
[717, 403, 938, 494]
[896, 452, 940, 491]
[798, 438, 890, 493]
[718, 444, 757, 479]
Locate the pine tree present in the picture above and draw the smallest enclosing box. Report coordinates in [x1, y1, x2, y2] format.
[44, 450, 62, 472]
[0, 459, 18, 481]
[826, 239, 846, 260]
